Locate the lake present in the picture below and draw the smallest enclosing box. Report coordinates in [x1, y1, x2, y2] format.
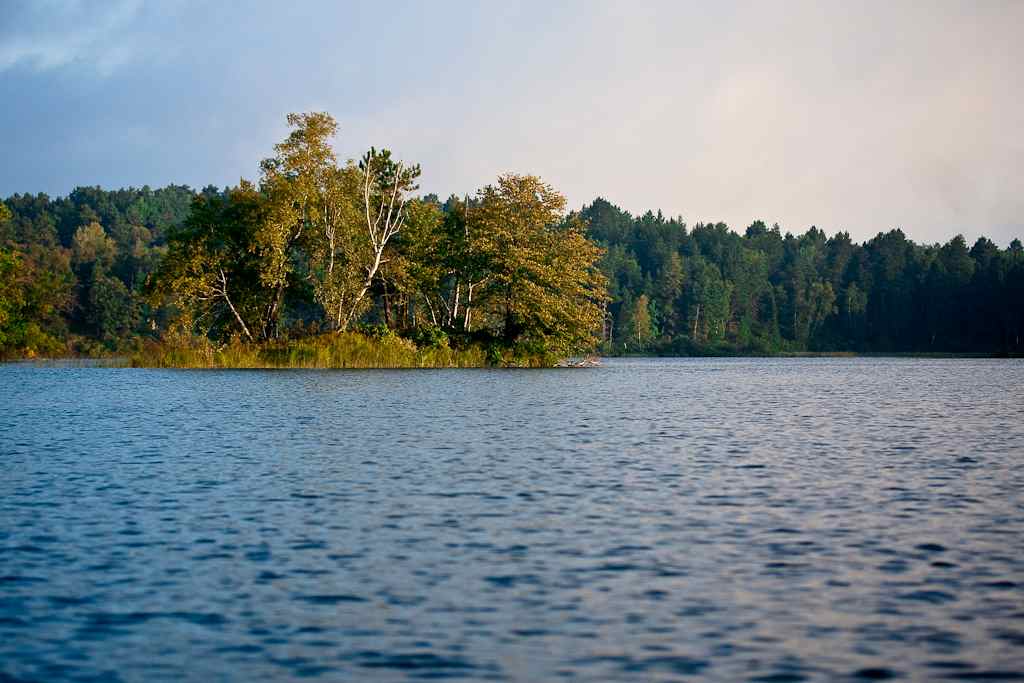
[1, 358, 1022, 682]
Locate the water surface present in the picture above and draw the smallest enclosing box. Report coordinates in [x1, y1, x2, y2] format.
[2, 358, 1022, 681]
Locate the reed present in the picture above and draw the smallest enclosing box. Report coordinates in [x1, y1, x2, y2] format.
[132, 332, 497, 369]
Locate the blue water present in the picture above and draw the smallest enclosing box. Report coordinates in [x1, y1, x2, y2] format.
[1, 358, 1022, 682]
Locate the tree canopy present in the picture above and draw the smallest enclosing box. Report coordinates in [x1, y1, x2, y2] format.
[143, 113, 606, 362]
[582, 200, 1024, 355]
[2, 114, 1022, 360]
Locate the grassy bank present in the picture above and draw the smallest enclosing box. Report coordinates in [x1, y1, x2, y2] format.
[129, 331, 565, 369]
[17, 339, 1013, 369]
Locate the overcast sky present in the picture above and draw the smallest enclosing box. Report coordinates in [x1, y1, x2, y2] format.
[1, 0, 1021, 244]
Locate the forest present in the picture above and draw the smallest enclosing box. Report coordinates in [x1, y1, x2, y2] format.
[1, 112, 1022, 364]
[587, 202, 1024, 355]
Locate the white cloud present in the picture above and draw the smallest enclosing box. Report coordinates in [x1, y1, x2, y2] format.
[1, 0, 1021, 244]
[0, 0, 147, 74]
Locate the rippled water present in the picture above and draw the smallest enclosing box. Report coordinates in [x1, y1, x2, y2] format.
[1, 358, 1023, 682]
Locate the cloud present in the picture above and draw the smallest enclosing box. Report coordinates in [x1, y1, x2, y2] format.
[0, 0, 159, 75]
[0, 1, 1021, 245]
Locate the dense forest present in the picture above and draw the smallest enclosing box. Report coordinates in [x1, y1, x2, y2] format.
[0, 184, 194, 357]
[0, 113, 606, 365]
[585, 202, 1024, 355]
[1, 112, 1022, 362]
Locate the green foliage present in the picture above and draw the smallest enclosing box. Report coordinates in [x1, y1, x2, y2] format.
[467, 174, 607, 357]
[1, 184, 191, 356]
[133, 331, 488, 369]
[0, 205, 74, 357]
[72, 222, 118, 272]
[0, 248, 25, 350]
[407, 324, 449, 349]
[139, 117, 607, 366]
[586, 198, 1024, 356]
[86, 273, 140, 345]
[357, 322, 394, 340]
[4, 113, 1023, 361]
[150, 184, 273, 342]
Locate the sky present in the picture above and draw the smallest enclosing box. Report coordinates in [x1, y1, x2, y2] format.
[1, 0, 1021, 245]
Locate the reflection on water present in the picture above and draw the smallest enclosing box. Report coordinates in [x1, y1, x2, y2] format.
[1, 358, 1022, 682]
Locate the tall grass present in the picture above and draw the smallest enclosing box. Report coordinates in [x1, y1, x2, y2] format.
[132, 332, 494, 369]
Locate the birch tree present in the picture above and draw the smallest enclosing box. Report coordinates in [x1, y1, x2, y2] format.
[400, 196, 488, 333]
[259, 113, 363, 333]
[338, 148, 420, 330]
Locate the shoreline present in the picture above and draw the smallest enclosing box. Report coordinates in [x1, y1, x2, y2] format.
[4, 351, 1020, 369]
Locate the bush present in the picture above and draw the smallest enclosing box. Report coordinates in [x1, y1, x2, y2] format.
[133, 330, 491, 368]
[356, 322, 392, 340]
[407, 324, 449, 349]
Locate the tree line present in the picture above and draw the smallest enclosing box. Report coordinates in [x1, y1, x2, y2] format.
[584, 199, 1023, 354]
[1, 112, 1021, 359]
[1, 113, 606, 361]
[0, 184, 192, 355]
